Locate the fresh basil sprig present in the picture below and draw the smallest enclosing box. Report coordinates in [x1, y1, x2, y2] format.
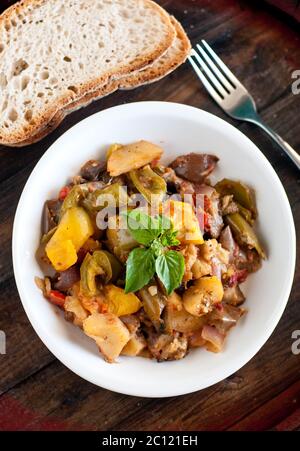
[123, 210, 184, 295]
[155, 251, 184, 296]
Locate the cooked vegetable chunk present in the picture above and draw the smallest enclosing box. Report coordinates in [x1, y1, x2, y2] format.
[53, 265, 80, 291]
[82, 183, 129, 215]
[146, 330, 188, 361]
[106, 215, 139, 262]
[64, 295, 88, 327]
[170, 153, 218, 183]
[83, 312, 130, 362]
[46, 207, 94, 271]
[107, 141, 163, 176]
[226, 213, 265, 258]
[215, 178, 257, 219]
[47, 239, 78, 271]
[164, 292, 204, 333]
[80, 252, 105, 296]
[183, 276, 224, 317]
[42, 199, 61, 234]
[106, 143, 122, 159]
[104, 285, 142, 316]
[60, 185, 87, 218]
[162, 200, 204, 244]
[129, 165, 166, 204]
[139, 285, 166, 329]
[80, 160, 106, 181]
[80, 250, 122, 296]
[121, 333, 146, 356]
[202, 324, 225, 353]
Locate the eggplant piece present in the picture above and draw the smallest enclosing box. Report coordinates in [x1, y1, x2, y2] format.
[222, 285, 245, 306]
[53, 265, 80, 292]
[170, 153, 219, 183]
[35, 227, 57, 276]
[80, 160, 106, 181]
[42, 199, 62, 234]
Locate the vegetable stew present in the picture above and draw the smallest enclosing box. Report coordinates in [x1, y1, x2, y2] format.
[36, 140, 265, 363]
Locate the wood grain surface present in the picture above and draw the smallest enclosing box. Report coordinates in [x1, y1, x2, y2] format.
[0, 0, 299, 431]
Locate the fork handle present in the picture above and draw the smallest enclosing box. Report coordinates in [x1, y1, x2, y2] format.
[251, 118, 300, 170]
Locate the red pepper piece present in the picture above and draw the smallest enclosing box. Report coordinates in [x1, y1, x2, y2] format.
[48, 290, 66, 307]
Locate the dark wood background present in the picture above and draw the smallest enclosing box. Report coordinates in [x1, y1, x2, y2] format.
[0, 0, 299, 431]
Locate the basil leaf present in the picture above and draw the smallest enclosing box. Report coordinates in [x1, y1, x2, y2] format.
[160, 229, 180, 247]
[125, 210, 161, 245]
[155, 250, 185, 295]
[150, 238, 164, 257]
[125, 247, 156, 293]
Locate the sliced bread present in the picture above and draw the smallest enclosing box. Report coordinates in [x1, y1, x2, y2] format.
[14, 17, 191, 147]
[0, 0, 175, 145]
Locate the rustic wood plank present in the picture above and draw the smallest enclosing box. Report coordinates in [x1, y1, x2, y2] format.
[228, 380, 300, 431]
[273, 408, 300, 431]
[0, 0, 300, 431]
[0, 277, 54, 395]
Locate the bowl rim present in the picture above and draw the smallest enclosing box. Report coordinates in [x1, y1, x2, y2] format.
[12, 101, 296, 397]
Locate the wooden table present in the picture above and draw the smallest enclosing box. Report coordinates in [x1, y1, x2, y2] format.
[0, 0, 299, 431]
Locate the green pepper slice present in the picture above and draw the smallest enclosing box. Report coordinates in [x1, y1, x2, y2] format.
[80, 253, 104, 296]
[82, 182, 128, 215]
[226, 213, 266, 259]
[215, 178, 257, 219]
[236, 203, 254, 225]
[60, 185, 88, 219]
[80, 250, 122, 296]
[129, 165, 166, 204]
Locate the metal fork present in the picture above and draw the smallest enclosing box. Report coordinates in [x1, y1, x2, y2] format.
[188, 40, 300, 170]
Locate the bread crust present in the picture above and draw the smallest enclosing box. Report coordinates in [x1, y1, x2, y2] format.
[10, 16, 191, 147]
[0, 0, 175, 144]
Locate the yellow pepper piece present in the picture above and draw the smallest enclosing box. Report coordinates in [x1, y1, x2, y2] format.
[104, 284, 142, 316]
[46, 207, 94, 271]
[162, 200, 204, 245]
[46, 239, 78, 271]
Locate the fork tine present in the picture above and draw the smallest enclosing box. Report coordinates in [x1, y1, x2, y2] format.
[190, 49, 228, 98]
[196, 44, 233, 93]
[188, 52, 223, 103]
[201, 40, 242, 88]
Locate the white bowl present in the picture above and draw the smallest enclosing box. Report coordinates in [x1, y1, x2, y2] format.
[13, 102, 296, 397]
